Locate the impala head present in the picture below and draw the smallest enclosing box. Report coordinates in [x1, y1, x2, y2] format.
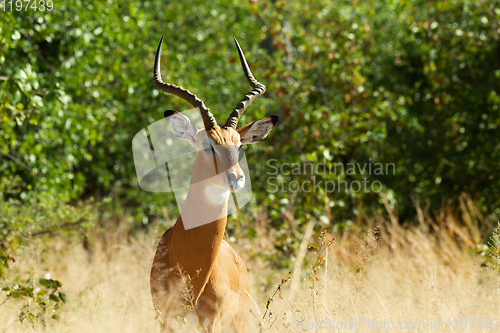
[154, 36, 278, 193]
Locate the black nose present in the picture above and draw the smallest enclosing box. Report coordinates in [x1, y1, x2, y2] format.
[229, 173, 239, 183]
[228, 172, 243, 185]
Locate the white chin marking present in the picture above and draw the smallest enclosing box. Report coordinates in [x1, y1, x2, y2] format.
[204, 185, 230, 205]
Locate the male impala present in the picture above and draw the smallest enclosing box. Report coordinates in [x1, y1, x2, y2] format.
[150, 36, 278, 332]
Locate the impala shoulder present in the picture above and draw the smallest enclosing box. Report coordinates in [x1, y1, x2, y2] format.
[221, 240, 244, 267]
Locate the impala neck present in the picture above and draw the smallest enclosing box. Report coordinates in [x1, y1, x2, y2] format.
[169, 170, 231, 301]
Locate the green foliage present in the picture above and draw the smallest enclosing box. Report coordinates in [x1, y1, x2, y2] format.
[0, 192, 96, 324]
[1, 277, 65, 325]
[477, 221, 500, 271]
[369, 0, 500, 218]
[1, 0, 498, 224]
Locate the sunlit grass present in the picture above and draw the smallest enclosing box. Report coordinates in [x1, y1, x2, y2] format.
[2, 204, 499, 332]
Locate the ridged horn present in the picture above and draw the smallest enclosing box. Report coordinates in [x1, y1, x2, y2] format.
[225, 38, 266, 129]
[154, 36, 217, 130]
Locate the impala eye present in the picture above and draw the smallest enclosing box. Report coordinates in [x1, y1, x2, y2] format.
[237, 146, 245, 161]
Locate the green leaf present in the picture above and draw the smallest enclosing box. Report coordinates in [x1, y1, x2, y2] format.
[49, 294, 60, 303]
[58, 292, 67, 303]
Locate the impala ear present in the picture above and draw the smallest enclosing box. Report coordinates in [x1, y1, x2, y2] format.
[164, 110, 200, 148]
[237, 115, 279, 145]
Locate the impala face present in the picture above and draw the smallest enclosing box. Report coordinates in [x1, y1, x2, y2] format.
[209, 141, 245, 192]
[204, 126, 245, 192]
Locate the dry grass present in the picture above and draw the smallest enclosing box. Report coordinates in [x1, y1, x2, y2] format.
[252, 226, 500, 332]
[1, 199, 499, 332]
